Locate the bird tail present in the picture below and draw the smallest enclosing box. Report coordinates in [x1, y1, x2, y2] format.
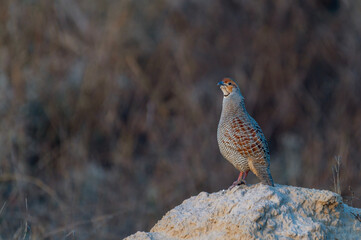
[261, 168, 274, 187]
[248, 159, 275, 187]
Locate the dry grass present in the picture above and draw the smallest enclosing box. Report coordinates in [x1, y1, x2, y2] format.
[0, 0, 361, 239]
[332, 156, 342, 195]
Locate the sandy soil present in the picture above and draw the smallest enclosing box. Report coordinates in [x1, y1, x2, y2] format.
[126, 184, 361, 239]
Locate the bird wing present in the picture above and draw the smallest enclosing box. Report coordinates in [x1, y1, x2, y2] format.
[248, 115, 271, 163]
[228, 114, 270, 163]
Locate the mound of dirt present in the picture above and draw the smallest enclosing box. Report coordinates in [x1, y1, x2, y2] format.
[125, 184, 361, 239]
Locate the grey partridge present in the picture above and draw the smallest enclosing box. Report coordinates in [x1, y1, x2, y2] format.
[217, 78, 274, 188]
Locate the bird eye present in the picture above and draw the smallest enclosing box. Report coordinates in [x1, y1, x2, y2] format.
[228, 82, 232, 85]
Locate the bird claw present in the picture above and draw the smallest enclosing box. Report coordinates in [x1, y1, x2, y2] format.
[228, 179, 247, 190]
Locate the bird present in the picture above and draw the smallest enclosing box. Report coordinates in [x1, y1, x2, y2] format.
[217, 78, 274, 188]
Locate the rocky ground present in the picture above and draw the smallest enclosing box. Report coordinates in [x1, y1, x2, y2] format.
[125, 184, 361, 239]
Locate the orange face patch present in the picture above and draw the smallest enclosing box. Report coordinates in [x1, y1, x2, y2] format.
[221, 78, 237, 93]
[222, 78, 237, 85]
[219, 78, 239, 96]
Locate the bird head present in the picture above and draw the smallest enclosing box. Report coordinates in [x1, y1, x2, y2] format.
[217, 78, 240, 97]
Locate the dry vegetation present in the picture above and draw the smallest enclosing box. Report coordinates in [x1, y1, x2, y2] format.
[0, 0, 361, 239]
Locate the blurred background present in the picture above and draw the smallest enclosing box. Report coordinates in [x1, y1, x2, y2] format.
[1, 0, 361, 239]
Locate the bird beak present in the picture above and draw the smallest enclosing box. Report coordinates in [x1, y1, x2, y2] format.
[217, 81, 225, 86]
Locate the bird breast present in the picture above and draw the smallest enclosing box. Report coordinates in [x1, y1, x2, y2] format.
[217, 113, 251, 171]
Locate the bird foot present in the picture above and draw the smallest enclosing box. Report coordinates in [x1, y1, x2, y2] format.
[228, 179, 247, 190]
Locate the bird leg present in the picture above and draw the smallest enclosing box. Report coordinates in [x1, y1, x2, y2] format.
[242, 170, 249, 181]
[229, 171, 248, 189]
